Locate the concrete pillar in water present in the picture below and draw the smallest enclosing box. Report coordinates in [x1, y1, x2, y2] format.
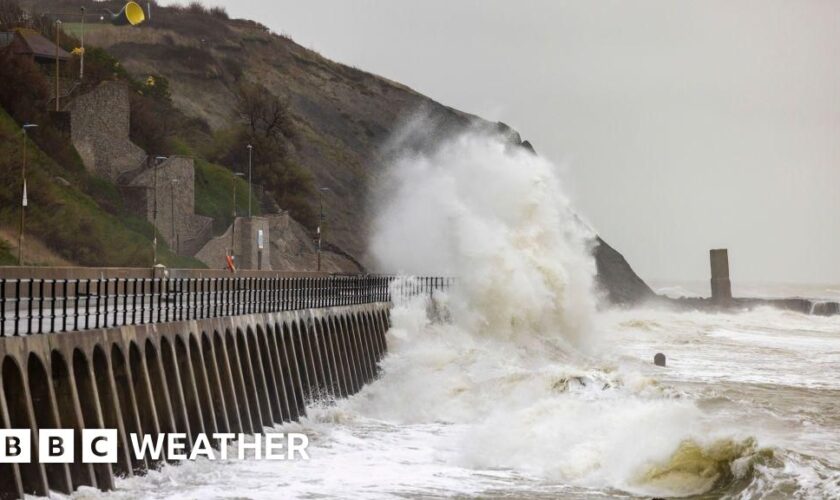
[709, 248, 732, 305]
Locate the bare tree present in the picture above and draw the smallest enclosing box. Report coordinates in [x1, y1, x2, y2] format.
[232, 81, 315, 226]
[236, 81, 296, 147]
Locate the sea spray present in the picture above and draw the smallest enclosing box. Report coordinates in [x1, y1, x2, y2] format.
[358, 125, 760, 496]
[370, 124, 599, 351]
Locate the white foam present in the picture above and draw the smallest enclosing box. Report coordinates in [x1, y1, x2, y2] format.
[78, 126, 840, 499]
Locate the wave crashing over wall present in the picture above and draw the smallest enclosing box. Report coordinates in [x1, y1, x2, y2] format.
[364, 126, 759, 497]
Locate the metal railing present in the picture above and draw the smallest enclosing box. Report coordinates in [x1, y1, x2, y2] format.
[0, 275, 453, 337]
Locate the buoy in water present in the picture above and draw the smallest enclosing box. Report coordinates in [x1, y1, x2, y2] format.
[654, 353, 666, 367]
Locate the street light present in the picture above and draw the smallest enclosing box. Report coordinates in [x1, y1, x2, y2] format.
[79, 7, 86, 80]
[317, 186, 330, 272]
[246, 144, 253, 218]
[170, 178, 179, 255]
[230, 171, 245, 260]
[55, 19, 62, 111]
[18, 123, 38, 266]
[151, 156, 167, 266]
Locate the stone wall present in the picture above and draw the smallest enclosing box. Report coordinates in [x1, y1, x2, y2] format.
[195, 212, 361, 272]
[127, 156, 213, 255]
[66, 81, 146, 181]
[195, 216, 270, 270]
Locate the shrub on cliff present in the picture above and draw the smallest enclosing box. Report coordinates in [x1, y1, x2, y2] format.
[209, 82, 317, 227]
[0, 0, 23, 31]
[0, 47, 48, 123]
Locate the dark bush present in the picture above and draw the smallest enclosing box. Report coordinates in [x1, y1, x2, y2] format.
[187, 1, 207, 14]
[0, 0, 23, 30]
[209, 6, 228, 19]
[129, 92, 176, 155]
[207, 82, 316, 226]
[0, 48, 49, 122]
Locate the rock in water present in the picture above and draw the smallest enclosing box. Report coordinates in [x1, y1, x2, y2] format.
[654, 353, 667, 367]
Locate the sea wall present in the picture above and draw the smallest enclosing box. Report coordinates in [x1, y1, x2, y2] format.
[0, 303, 390, 498]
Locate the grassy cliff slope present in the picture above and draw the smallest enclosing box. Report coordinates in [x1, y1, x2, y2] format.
[21, 0, 654, 303]
[0, 106, 201, 267]
[75, 2, 479, 265]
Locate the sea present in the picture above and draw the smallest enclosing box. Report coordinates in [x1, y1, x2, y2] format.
[64, 281, 840, 500]
[66, 128, 840, 499]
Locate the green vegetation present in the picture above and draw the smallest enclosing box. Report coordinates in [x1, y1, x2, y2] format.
[0, 107, 203, 268]
[208, 82, 316, 228]
[0, 240, 15, 265]
[0, 0, 315, 267]
[0, 1, 227, 268]
[194, 158, 259, 234]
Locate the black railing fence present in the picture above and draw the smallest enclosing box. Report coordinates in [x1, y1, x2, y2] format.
[0, 275, 453, 337]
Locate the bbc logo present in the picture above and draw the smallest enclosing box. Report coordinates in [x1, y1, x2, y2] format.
[0, 429, 118, 463]
[0, 430, 310, 463]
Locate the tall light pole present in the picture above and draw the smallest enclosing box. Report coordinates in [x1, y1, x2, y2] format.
[170, 178, 179, 255]
[246, 144, 253, 218]
[230, 171, 245, 261]
[152, 156, 167, 266]
[18, 123, 37, 266]
[79, 7, 85, 80]
[55, 19, 62, 111]
[317, 187, 330, 272]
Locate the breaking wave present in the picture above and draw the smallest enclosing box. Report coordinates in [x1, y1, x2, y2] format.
[362, 125, 764, 497]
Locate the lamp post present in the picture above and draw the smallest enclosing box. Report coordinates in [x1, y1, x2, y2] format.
[230, 171, 245, 260]
[152, 156, 167, 266]
[79, 7, 85, 80]
[246, 144, 253, 218]
[18, 123, 37, 266]
[170, 178, 179, 255]
[317, 187, 330, 272]
[55, 19, 62, 111]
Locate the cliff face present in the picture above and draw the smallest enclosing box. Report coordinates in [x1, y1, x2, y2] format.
[80, 12, 475, 267]
[62, 4, 652, 304]
[593, 237, 656, 305]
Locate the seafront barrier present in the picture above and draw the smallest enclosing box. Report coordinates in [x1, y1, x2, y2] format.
[0, 268, 450, 499]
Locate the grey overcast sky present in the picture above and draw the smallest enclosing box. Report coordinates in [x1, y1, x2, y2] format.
[165, 0, 840, 284]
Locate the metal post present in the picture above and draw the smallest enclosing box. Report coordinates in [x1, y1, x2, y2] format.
[231, 175, 236, 255]
[231, 171, 245, 266]
[18, 130, 26, 265]
[79, 7, 85, 80]
[317, 187, 329, 272]
[247, 144, 253, 218]
[55, 20, 61, 111]
[37, 279, 43, 334]
[317, 200, 322, 272]
[170, 178, 178, 255]
[0, 279, 4, 337]
[18, 124, 37, 265]
[152, 156, 167, 266]
[61, 280, 67, 332]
